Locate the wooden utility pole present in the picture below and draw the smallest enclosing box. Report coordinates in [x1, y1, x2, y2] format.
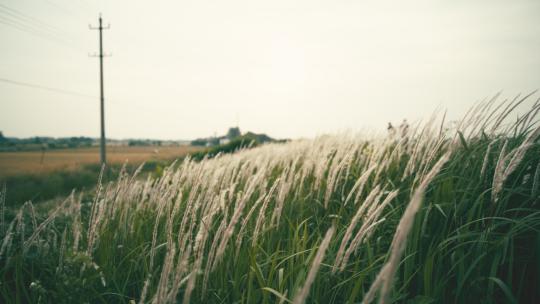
[89, 14, 110, 165]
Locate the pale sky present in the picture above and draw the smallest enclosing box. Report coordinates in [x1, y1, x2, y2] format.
[1, 0, 539, 140]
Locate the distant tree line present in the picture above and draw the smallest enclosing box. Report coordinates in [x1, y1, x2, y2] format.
[0, 133, 95, 151]
[191, 127, 276, 147]
[128, 139, 163, 146]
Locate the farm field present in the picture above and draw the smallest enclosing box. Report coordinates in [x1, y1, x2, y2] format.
[0, 145, 203, 178]
[0, 98, 539, 303]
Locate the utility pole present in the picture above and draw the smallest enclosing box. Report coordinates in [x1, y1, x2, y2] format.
[89, 14, 110, 166]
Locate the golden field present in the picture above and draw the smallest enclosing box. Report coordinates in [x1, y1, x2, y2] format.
[0, 145, 202, 178]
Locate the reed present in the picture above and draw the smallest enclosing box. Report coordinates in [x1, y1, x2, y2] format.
[0, 93, 538, 303]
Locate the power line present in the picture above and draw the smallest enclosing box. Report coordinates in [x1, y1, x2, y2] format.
[74, 0, 95, 13]
[0, 3, 74, 38]
[42, 0, 91, 19]
[0, 17, 79, 51]
[0, 4, 86, 52]
[0, 77, 96, 99]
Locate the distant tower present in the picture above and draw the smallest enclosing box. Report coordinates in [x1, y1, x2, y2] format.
[227, 127, 241, 139]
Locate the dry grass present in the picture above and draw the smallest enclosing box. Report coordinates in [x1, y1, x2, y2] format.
[0, 145, 202, 178]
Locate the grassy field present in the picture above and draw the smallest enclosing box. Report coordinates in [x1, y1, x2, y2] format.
[0, 145, 202, 178]
[0, 97, 539, 303]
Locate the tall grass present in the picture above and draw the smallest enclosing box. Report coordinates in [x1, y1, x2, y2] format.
[1, 94, 539, 303]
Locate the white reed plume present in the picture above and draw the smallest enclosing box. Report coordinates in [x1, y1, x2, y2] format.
[533, 163, 540, 198]
[212, 169, 264, 269]
[252, 177, 281, 246]
[86, 167, 105, 256]
[138, 275, 151, 304]
[493, 126, 540, 202]
[324, 149, 354, 208]
[21, 201, 38, 231]
[235, 193, 266, 253]
[0, 183, 5, 236]
[183, 245, 204, 304]
[151, 243, 176, 304]
[24, 195, 70, 253]
[271, 167, 294, 227]
[56, 228, 67, 274]
[491, 140, 509, 203]
[480, 140, 496, 179]
[201, 210, 229, 293]
[362, 152, 450, 304]
[0, 209, 21, 258]
[292, 226, 335, 304]
[344, 165, 377, 205]
[166, 244, 193, 303]
[338, 191, 396, 271]
[334, 185, 381, 271]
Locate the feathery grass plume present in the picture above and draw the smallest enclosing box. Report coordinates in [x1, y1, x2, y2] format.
[16, 207, 25, 246]
[292, 225, 335, 304]
[151, 243, 176, 304]
[522, 98, 540, 132]
[22, 201, 38, 231]
[86, 166, 105, 255]
[467, 96, 499, 138]
[480, 140, 496, 179]
[149, 190, 171, 270]
[235, 193, 266, 253]
[474, 93, 505, 134]
[213, 169, 265, 268]
[200, 216, 219, 294]
[176, 185, 200, 250]
[493, 126, 540, 202]
[339, 191, 398, 270]
[201, 208, 229, 294]
[138, 276, 151, 304]
[344, 165, 377, 205]
[402, 123, 429, 181]
[23, 194, 71, 253]
[491, 91, 537, 133]
[324, 148, 354, 208]
[513, 97, 540, 135]
[252, 177, 281, 246]
[56, 228, 67, 274]
[208, 197, 233, 256]
[271, 167, 294, 227]
[338, 191, 394, 271]
[0, 183, 5, 235]
[362, 152, 450, 304]
[3, 95, 540, 303]
[533, 163, 540, 198]
[334, 185, 381, 271]
[166, 244, 193, 303]
[417, 137, 448, 180]
[492, 140, 509, 202]
[72, 209, 81, 252]
[0, 210, 20, 258]
[183, 247, 204, 304]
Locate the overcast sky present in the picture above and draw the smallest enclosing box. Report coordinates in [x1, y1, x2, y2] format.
[1, 0, 539, 140]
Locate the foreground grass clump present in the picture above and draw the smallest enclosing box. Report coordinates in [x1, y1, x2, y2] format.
[1, 96, 539, 303]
